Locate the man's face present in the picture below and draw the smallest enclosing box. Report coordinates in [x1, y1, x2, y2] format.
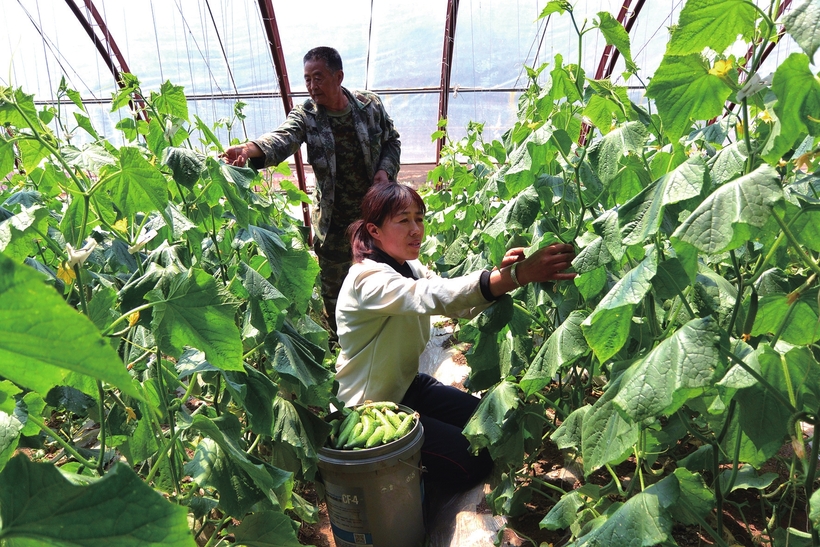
[304, 59, 344, 108]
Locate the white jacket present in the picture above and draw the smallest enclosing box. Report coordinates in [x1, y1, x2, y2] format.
[335, 259, 492, 406]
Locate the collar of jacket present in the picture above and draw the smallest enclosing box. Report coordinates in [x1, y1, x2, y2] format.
[302, 87, 372, 116]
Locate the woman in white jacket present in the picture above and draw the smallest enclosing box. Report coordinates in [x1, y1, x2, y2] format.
[335, 181, 576, 490]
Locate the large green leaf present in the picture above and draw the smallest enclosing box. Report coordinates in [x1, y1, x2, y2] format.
[146, 268, 243, 372]
[540, 491, 585, 531]
[521, 310, 589, 396]
[269, 398, 330, 479]
[583, 81, 636, 134]
[771, 53, 820, 149]
[0, 137, 14, 179]
[0, 255, 140, 398]
[671, 468, 715, 526]
[162, 147, 203, 189]
[0, 454, 194, 547]
[581, 375, 641, 474]
[572, 236, 613, 275]
[0, 88, 38, 129]
[463, 380, 520, 450]
[473, 294, 515, 334]
[708, 141, 747, 186]
[618, 156, 707, 245]
[276, 242, 321, 316]
[570, 473, 677, 546]
[265, 323, 333, 407]
[751, 293, 820, 345]
[783, 0, 820, 63]
[550, 404, 590, 451]
[754, 344, 820, 413]
[666, 0, 757, 56]
[104, 146, 170, 218]
[672, 164, 783, 255]
[62, 143, 116, 172]
[645, 54, 734, 141]
[483, 185, 541, 239]
[0, 205, 49, 262]
[234, 262, 289, 335]
[732, 344, 806, 464]
[185, 414, 293, 516]
[463, 331, 503, 391]
[582, 250, 658, 362]
[613, 317, 724, 422]
[231, 511, 302, 547]
[594, 12, 638, 75]
[223, 364, 279, 435]
[15, 136, 49, 173]
[587, 121, 648, 185]
[0, 410, 23, 473]
[151, 81, 189, 120]
[206, 157, 252, 227]
[548, 54, 583, 104]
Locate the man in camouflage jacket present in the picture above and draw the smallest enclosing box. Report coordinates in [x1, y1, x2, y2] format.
[224, 46, 401, 340]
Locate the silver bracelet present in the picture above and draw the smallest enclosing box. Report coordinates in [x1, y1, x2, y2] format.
[510, 262, 522, 287]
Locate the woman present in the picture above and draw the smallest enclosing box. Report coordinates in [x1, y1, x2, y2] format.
[335, 181, 576, 490]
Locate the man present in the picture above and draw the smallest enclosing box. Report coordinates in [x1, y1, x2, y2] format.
[224, 46, 401, 341]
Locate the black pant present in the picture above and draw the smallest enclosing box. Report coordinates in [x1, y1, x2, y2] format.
[400, 373, 493, 491]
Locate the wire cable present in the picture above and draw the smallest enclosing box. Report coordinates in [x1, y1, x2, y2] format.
[149, 0, 165, 82]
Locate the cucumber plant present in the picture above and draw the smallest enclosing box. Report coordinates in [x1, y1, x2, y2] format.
[421, 0, 820, 545]
[0, 75, 332, 546]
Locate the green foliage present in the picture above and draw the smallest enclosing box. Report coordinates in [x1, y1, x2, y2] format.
[1, 1, 820, 545]
[422, 1, 820, 545]
[0, 75, 329, 545]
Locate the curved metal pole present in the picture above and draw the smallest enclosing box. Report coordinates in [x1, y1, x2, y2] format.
[578, 0, 645, 146]
[257, 0, 312, 244]
[63, 0, 148, 121]
[435, 0, 460, 166]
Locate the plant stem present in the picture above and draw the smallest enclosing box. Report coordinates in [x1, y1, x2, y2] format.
[773, 274, 817, 346]
[27, 414, 98, 469]
[155, 350, 182, 495]
[721, 419, 744, 497]
[720, 347, 797, 414]
[527, 475, 568, 497]
[712, 438, 725, 539]
[727, 250, 744, 337]
[202, 516, 232, 547]
[568, 11, 585, 100]
[209, 209, 229, 285]
[749, 231, 785, 285]
[101, 302, 155, 336]
[96, 381, 107, 476]
[72, 264, 90, 317]
[144, 427, 184, 484]
[513, 302, 551, 332]
[740, 99, 755, 173]
[2, 97, 87, 192]
[772, 210, 820, 277]
[679, 496, 731, 547]
[604, 464, 626, 496]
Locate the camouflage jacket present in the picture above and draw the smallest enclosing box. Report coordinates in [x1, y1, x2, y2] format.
[253, 87, 401, 243]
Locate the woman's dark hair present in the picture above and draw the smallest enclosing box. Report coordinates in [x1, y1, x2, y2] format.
[349, 182, 426, 262]
[303, 47, 343, 72]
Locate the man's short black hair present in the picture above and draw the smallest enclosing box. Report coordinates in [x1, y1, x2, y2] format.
[304, 47, 343, 72]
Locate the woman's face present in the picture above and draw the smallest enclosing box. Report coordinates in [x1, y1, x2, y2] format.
[368, 203, 424, 264]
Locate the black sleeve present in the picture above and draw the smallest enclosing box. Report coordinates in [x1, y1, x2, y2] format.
[479, 270, 498, 302]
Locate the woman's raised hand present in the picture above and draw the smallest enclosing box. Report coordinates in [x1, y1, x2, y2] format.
[518, 243, 577, 284]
